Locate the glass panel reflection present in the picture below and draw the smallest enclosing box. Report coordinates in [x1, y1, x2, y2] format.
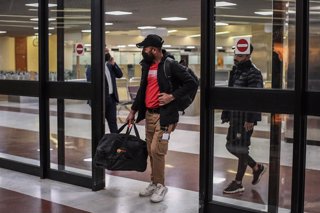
[213, 110, 292, 212]
[0, 94, 39, 165]
[304, 116, 320, 213]
[50, 99, 91, 175]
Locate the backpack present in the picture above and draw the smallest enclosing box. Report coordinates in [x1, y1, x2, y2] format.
[163, 58, 199, 113]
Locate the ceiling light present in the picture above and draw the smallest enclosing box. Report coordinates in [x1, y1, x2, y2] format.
[128, 44, 136, 47]
[217, 46, 223, 50]
[81, 30, 91, 33]
[84, 44, 91, 47]
[105, 22, 113, 26]
[33, 27, 54, 30]
[138, 26, 156, 30]
[105, 31, 110, 34]
[216, 1, 237, 7]
[117, 45, 126, 48]
[186, 46, 195, 49]
[105, 11, 132, 15]
[216, 22, 229, 26]
[310, 6, 320, 10]
[189, 34, 201, 38]
[26, 3, 57, 7]
[83, 158, 92, 162]
[0, 31, 7, 34]
[30, 18, 56, 21]
[216, 31, 230, 35]
[161, 17, 188, 21]
[254, 11, 273, 16]
[168, 30, 177, 33]
[163, 44, 172, 48]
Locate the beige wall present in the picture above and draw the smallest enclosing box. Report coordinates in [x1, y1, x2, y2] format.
[27, 36, 38, 72]
[0, 37, 15, 71]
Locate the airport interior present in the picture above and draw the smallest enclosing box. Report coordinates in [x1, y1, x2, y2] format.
[0, 0, 319, 213]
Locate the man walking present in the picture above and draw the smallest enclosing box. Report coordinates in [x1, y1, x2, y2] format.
[221, 44, 266, 194]
[126, 34, 198, 202]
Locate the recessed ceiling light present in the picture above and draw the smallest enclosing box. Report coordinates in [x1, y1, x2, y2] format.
[161, 17, 188, 21]
[105, 11, 132, 15]
[26, 3, 57, 7]
[128, 44, 136, 47]
[33, 27, 54, 30]
[105, 31, 110, 34]
[217, 46, 223, 50]
[186, 46, 195, 49]
[163, 44, 172, 48]
[105, 22, 113, 26]
[84, 44, 91, 47]
[138, 26, 156, 30]
[0, 31, 7, 34]
[168, 30, 177, 33]
[254, 11, 273, 16]
[81, 30, 91, 33]
[216, 22, 229, 26]
[189, 34, 201, 38]
[117, 45, 126, 48]
[216, 1, 237, 7]
[30, 18, 56, 21]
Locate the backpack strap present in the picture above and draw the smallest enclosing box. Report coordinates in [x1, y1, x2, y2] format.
[163, 57, 174, 92]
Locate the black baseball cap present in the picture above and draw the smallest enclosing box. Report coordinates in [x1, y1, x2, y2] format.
[136, 34, 164, 48]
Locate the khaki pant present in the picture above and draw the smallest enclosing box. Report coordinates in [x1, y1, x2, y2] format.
[145, 111, 176, 185]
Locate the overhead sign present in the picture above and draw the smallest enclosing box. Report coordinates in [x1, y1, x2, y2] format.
[75, 43, 84, 56]
[234, 37, 251, 54]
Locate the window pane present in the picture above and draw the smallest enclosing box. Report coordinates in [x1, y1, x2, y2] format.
[48, 0, 91, 81]
[308, 1, 320, 91]
[0, 1, 39, 81]
[215, 0, 296, 90]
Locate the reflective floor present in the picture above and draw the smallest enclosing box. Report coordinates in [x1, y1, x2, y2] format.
[0, 100, 319, 212]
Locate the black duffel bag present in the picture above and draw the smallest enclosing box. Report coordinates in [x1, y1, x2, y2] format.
[94, 123, 148, 172]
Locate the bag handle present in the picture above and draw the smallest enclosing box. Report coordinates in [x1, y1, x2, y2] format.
[118, 123, 141, 139]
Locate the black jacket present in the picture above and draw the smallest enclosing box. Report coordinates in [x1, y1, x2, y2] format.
[105, 62, 123, 103]
[221, 60, 263, 124]
[132, 50, 199, 126]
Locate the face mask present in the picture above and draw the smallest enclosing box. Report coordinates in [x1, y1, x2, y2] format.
[142, 50, 154, 64]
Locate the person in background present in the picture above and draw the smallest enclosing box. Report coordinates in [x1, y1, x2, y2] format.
[221, 44, 266, 194]
[104, 53, 123, 133]
[126, 34, 199, 203]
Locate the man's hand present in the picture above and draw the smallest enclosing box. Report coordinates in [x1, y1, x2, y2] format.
[109, 57, 115, 66]
[126, 110, 136, 125]
[158, 93, 175, 106]
[244, 122, 254, 132]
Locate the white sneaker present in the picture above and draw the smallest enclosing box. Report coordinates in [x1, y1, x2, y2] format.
[150, 183, 168, 203]
[139, 182, 157, 197]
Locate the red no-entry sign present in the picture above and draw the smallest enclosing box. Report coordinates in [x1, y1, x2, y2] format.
[234, 37, 250, 54]
[75, 43, 84, 56]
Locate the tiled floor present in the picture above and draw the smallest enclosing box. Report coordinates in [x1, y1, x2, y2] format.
[0, 100, 319, 212]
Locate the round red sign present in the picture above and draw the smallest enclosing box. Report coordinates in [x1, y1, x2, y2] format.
[236, 39, 249, 53]
[76, 43, 84, 55]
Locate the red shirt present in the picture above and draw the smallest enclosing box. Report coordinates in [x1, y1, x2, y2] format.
[145, 63, 160, 108]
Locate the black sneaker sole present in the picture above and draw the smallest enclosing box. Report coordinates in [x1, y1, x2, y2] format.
[223, 187, 245, 194]
[252, 165, 267, 185]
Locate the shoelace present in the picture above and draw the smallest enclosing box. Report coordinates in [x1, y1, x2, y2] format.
[154, 185, 164, 195]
